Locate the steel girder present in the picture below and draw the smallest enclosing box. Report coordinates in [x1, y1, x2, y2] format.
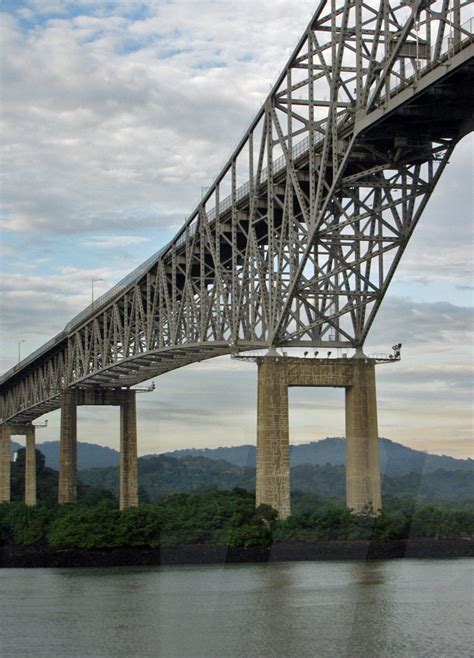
[1, 0, 473, 425]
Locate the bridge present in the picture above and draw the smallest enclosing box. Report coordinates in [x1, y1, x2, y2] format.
[1, 0, 472, 517]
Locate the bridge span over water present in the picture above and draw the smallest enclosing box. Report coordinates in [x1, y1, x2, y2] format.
[1, 1, 472, 517]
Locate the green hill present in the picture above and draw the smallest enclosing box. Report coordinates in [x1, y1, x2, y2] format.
[10, 440, 119, 470]
[164, 438, 473, 476]
[78, 455, 474, 503]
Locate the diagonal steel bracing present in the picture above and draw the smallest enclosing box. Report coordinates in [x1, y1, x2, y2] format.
[1, 0, 473, 425]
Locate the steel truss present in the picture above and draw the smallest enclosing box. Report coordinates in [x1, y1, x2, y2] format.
[1, 0, 473, 424]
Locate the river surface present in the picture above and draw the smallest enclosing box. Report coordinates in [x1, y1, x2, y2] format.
[0, 559, 472, 657]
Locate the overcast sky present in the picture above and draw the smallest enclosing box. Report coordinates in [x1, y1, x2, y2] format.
[1, 1, 472, 459]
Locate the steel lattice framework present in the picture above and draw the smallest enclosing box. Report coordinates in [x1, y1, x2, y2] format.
[1, 0, 473, 425]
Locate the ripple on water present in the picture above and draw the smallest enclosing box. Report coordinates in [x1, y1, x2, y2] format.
[0, 559, 472, 658]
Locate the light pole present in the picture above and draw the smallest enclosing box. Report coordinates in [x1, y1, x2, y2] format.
[91, 278, 104, 311]
[18, 339, 25, 364]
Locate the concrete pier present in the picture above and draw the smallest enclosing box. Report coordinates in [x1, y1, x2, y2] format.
[120, 390, 138, 510]
[59, 389, 78, 504]
[25, 425, 37, 507]
[255, 356, 382, 518]
[0, 425, 12, 503]
[256, 358, 291, 519]
[57, 387, 139, 507]
[345, 359, 382, 514]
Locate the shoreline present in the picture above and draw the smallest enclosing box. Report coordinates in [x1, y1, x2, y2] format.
[1, 539, 472, 568]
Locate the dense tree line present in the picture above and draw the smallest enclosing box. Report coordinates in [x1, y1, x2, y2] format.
[1, 490, 473, 550]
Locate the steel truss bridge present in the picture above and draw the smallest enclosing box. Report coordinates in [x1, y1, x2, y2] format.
[1, 0, 473, 427]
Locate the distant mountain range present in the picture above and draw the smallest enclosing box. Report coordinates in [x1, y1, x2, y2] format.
[161, 439, 473, 476]
[10, 437, 472, 475]
[10, 440, 120, 471]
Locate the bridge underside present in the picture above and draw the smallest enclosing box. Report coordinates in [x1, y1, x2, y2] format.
[3, 344, 249, 426]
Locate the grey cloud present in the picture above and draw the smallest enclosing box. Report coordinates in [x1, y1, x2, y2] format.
[81, 235, 151, 248]
[368, 296, 473, 347]
[393, 135, 473, 286]
[1, 1, 316, 239]
[139, 404, 217, 426]
[0, 266, 129, 344]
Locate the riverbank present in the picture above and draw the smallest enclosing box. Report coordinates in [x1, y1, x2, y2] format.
[1, 539, 472, 567]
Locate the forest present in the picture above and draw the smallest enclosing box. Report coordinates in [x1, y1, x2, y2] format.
[3, 448, 472, 550]
[76, 454, 474, 503]
[1, 490, 473, 550]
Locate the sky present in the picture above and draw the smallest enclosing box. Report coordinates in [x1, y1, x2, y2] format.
[0, 0, 473, 459]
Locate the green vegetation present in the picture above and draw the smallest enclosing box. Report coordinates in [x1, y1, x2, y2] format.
[0, 490, 275, 549]
[79, 455, 474, 503]
[5, 448, 472, 551]
[80, 455, 256, 500]
[1, 490, 472, 550]
[11, 448, 117, 507]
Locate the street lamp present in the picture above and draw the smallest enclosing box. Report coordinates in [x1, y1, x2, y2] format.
[91, 278, 104, 311]
[18, 339, 25, 364]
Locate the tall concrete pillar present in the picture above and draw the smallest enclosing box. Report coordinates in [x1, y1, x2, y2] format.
[0, 425, 12, 503]
[256, 358, 291, 519]
[25, 425, 37, 507]
[120, 390, 138, 510]
[345, 359, 382, 515]
[59, 389, 77, 504]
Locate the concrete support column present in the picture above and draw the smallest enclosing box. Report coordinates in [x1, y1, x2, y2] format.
[345, 359, 382, 515]
[256, 358, 291, 519]
[59, 389, 78, 504]
[0, 425, 12, 503]
[25, 425, 37, 507]
[120, 390, 138, 510]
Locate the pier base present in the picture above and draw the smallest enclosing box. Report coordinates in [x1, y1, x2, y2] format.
[0, 425, 12, 503]
[59, 390, 78, 504]
[57, 387, 140, 507]
[256, 359, 290, 520]
[346, 360, 382, 515]
[25, 425, 37, 507]
[255, 356, 382, 519]
[120, 390, 138, 510]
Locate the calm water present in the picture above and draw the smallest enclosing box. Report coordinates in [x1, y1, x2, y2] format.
[0, 560, 472, 657]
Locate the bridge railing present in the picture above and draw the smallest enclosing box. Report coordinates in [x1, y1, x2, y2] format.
[432, 16, 473, 60]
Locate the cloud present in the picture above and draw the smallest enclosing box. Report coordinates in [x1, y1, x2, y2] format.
[81, 235, 150, 248]
[393, 135, 474, 287]
[397, 245, 473, 286]
[0, 1, 316, 238]
[0, 265, 128, 344]
[368, 296, 473, 349]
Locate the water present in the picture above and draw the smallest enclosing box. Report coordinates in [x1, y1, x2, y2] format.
[0, 560, 472, 657]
